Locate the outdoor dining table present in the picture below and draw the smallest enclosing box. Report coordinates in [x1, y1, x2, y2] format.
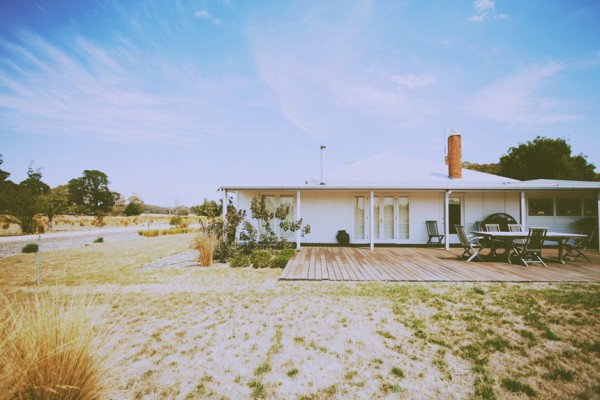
[471, 231, 588, 264]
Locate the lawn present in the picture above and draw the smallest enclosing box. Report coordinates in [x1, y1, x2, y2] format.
[1, 233, 599, 399]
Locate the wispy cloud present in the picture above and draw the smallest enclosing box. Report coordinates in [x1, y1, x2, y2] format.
[391, 73, 436, 89]
[249, 3, 433, 142]
[195, 9, 221, 25]
[469, 0, 507, 22]
[0, 31, 260, 143]
[467, 63, 578, 126]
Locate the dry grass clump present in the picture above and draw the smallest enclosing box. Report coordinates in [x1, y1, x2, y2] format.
[195, 233, 218, 266]
[0, 291, 113, 400]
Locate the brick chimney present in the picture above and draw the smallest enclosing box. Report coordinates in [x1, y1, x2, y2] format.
[447, 133, 462, 179]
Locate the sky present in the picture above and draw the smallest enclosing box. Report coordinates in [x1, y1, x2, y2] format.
[1, 0, 599, 206]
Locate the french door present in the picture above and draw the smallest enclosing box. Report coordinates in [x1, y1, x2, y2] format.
[354, 194, 410, 243]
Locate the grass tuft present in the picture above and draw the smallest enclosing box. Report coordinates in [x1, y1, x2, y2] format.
[0, 291, 113, 400]
[501, 377, 537, 396]
[194, 233, 218, 267]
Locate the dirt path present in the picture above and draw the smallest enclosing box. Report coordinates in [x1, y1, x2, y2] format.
[0, 227, 148, 258]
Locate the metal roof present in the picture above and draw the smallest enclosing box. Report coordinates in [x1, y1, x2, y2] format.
[221, 152, 600, 192]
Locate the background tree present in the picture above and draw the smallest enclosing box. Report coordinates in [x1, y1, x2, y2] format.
[191, 199, 222, 218]
[42, 185, 71, 227]
[124, 195, 145, 216]
[462, 161, 500, 175]
[111, 192, 126, 215]
[68, 170, 115, 219]
[3, 165, 50, 234]
[496, 136, 599, 181]
[0, 155, 10, 213]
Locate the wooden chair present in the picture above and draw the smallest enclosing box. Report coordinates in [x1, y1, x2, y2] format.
[484, 223, 503, 256]
[426, 220, 444, 246]
[455, 225, 484, 262]
[564, 228, 596, 262]
[513, 228, 548, 267]
[508, 224, 526, 246]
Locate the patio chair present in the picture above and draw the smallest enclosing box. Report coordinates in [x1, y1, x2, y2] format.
[426, 220, 444, 246]
[564, 228, 596, 262]
[455, 225, 484, 262]
[513, 228, 548, 267]
[485, 224, 500, 232]
[508, 223, 526, 246]
[484, 223, 503, 256]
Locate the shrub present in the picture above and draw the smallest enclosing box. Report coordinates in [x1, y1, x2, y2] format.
[214, 239, 236, 262]
[93, 237, 104, 243]
[170, 215, 182, 227]
[279, 248, 297, 259]
[270, 254, 290, 269]
[22, 243, 38, 253]
[230, 254, 251, 268]
[0, 292, 112, 399]
[195, 233, 218, 267]
[250, 250, 272, 269]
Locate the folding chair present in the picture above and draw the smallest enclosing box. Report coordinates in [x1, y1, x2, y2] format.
[485, 224, 500, 232]
[485, 223, 503, 256]
[455, 225, 484, 262]
[513, 228, 548, 267]
[564, 228, 596, 262]
[425, 220, 444, 246]
[508, 223, 526, 246]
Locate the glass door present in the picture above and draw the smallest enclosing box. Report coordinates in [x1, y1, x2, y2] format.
[353, 196, 366, 242]
[382, 196, 395, 241]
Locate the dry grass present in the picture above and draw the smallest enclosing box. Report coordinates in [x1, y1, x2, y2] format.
[0, 238, 599, 399]
[194, 233, 218, 266]
[0, 290, 113, 400]
[1, 215, 205, 237]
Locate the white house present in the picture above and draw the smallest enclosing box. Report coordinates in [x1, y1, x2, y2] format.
[220, 135, 600, 251]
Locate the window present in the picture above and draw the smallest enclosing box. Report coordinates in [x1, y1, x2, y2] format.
[583, 199, 598, 217]
[257, 194, 294, 238]
[556, 199, 582, 216]
[449, 197, 461, 234]
[279, 195, 295, 238]
[398, 197, 409, 239]
[354, 196, 365, 240]
[528, 199, 554, 216]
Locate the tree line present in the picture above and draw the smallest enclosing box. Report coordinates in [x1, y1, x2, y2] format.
[0, 159, 148, 234]
[2, 136, 598, 235]
[464, 136, 600, 181]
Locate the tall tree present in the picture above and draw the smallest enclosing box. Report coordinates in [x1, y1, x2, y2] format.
[496, 136, 599, 181]
[42, 185, 71, 227]
[3, 166, 50, 234]
[0, 155, 10, 213]
[68, 170, 115, 217]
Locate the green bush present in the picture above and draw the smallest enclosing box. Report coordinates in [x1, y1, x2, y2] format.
[230, 254, 251, 268]
[170, 215, 181, 226]
[279, 248, 297, 259]
[21, 243, 39, 253]
[270, 254, 290, 269]
[250, 250, 272, 269]
[93, 237, 104, 243]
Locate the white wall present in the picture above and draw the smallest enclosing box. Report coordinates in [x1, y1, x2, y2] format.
[236, 190, 523, 245]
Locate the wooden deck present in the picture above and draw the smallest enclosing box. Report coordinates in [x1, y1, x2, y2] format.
[280, 246, 600, 282]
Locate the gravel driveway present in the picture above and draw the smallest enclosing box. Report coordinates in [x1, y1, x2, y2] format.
[0, 227, 146, 258]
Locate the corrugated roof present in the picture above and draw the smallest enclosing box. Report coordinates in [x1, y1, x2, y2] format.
[221, 152, 600, 191]
[325, 152, 514, 184]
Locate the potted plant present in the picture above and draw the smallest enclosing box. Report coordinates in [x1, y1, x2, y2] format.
[336, 230, 350, 245]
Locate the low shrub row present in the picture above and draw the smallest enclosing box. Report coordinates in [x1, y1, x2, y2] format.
[230, 247, 297, 269]
[138, 227, 197, 237]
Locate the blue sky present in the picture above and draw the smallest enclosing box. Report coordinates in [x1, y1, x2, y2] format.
[1, 0, 599, 206]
